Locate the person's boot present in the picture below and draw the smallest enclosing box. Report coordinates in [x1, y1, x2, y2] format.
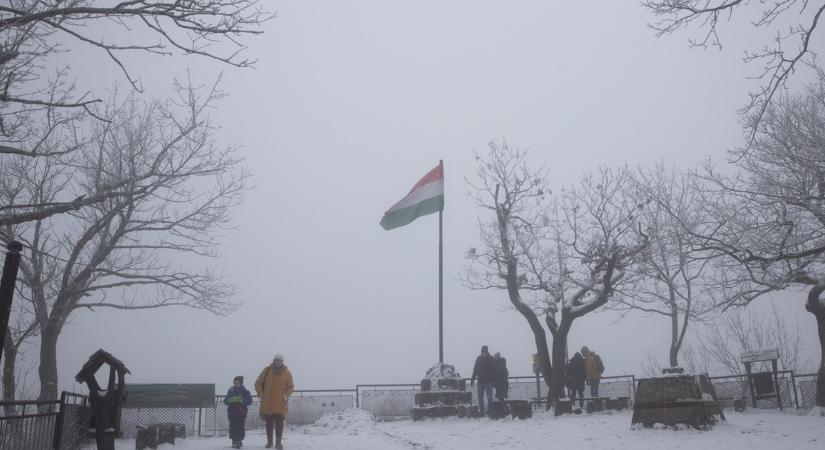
[275, 437, 283, 449]
[266, 436, 273, 449]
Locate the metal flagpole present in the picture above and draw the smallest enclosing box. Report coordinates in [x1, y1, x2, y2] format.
[438, 160, 444, 364]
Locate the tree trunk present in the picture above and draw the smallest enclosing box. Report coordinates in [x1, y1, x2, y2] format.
[669, 300, 679, 367]
[549, 317, 572, 403]
[37, 323, 61, 401]
[805, 285, 825, 409]
[2, 334, 17, 415]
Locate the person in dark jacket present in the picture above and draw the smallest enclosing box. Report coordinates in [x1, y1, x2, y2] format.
[224, 375, 253, 449]
[493, 352, 509, 403]
[470, 345, 496, 414]
[565, 352, 586, 408]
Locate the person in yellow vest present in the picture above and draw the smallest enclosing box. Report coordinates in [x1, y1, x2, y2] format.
[255, 354, 294, 449]
[581, 346, 604, 398]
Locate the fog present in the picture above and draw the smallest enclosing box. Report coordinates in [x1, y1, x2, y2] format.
[10, 1, 820, 395]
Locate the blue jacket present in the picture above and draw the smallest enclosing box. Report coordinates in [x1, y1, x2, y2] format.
[224, 385, 253, 414]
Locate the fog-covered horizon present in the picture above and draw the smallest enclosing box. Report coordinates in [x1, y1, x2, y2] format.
[7, 1, 821, 396]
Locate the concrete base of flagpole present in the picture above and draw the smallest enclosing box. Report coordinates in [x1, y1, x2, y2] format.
[411, 363, 478, 420]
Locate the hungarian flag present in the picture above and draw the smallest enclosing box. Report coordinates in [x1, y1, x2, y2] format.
[380, 162, 444, 230]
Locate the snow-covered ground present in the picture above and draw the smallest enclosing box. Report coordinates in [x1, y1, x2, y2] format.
[109, 408, 824, 449]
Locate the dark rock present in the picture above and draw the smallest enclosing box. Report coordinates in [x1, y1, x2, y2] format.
[506, 400, 532, 419]
[554, 399, 572, 416]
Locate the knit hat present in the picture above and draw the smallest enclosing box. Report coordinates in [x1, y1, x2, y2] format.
[233, 375, 244, 384]
[273, 354, 285, 362]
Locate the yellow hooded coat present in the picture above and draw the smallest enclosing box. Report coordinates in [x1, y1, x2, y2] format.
[584, 352, 602, 381]
[255, 364, 294, 416]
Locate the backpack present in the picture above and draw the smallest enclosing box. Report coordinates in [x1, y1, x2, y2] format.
[596, 355, 605, 374]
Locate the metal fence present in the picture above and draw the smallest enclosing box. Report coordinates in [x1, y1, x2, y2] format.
[709, 371, 797, 410]
[0, 399, 59, 450]
[54, 392, 90, 450]
[356, 384, 419, 420]
[205, 389, 357, 436]
[795, 373, 817, 409]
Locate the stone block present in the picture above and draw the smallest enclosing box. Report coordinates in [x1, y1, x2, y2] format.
[733, 398, 746, 412]
[420, 379, 432, 392]
[554, 399, 572, 416]
[585, 398, 604, 413]
[135, 427, 157, 450]
[487, 401, 508, 419]
[605, 397, 629, 411]
[507, 400, 532, 419]
[414, 391, 472, 406]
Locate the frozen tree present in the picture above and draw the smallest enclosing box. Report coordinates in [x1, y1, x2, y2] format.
[613, 164, 717, 368]
[0, 79, 247, 401]
[699, 304, 809, 376]
[692, 73, 825, 410]
[540, 167, 648, 401]
[643, 0, 824, 146]
[463, 142, 647, 403]
[463, 141, 555, 395]
[0, 0, 271, 224]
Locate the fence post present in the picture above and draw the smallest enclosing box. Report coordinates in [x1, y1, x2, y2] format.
[355, 386, 360, 408]
[53, 391, 66, 450]
[790, 372, 800, 409]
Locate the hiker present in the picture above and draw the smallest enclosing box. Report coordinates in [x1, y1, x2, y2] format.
[255, 354, 294, 449]
[493, 352, 509, 403]
[581, 346, 604, 398]
[565, 352, 586, 408]
[470, 345, 496, 415]
[224, 375, 253, 449]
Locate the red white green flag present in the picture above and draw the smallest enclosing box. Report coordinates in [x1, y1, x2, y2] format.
[380, 162, 444, 230]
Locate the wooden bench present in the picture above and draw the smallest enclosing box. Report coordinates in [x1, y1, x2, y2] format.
[135, 423, 186, 450]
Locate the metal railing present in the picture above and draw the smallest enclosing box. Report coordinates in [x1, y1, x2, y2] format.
[0, 399, 59, 450]
[794, 373, 817, 409]
[205, 389, 357, 436]
[54, 392, 90, 450]
[356, 384, 419, 420]
[708, 371, 797, 409]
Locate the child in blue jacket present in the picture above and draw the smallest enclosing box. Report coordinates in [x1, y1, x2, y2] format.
[224, 375, 253, 448]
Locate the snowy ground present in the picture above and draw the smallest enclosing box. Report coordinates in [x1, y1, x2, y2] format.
[106, 408, 824, 449]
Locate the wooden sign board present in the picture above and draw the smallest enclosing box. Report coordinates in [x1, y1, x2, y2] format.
[124, 383, 215, 408]
[740, 347, 779, 363]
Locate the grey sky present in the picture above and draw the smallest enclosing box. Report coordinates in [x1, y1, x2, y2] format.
[23, 1, 821, 394]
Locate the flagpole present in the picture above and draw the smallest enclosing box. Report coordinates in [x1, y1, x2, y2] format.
[438, 160, 444, 364]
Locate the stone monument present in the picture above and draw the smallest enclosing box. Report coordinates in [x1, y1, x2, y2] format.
[411, 363, 476, 420]
[631, 369, 724, 430]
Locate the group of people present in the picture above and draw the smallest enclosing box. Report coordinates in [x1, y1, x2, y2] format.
[470, 344, 605, 414]
[469, 345, 510, 414]
[222, 346, 602, 448]
[564, 346, 605, 407]
[223, 354, 295, 449]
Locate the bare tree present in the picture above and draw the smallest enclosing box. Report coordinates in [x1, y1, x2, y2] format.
[643, 0, 824, 147]
[0, 78, 247, 401]
[463, 142, 647, 404]
[463, 141, 555, 396]
[690, 73, 825, 410]
[0, 0, 271, 224]
[699, 304, 809, 376]
[613, 164, 716, 368]
[541, 167, 648, 402]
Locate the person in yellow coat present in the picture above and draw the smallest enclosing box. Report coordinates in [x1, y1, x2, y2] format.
[255, 354, 294, 449]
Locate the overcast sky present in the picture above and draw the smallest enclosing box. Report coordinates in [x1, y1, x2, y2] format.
[22, 1, 822, 394]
